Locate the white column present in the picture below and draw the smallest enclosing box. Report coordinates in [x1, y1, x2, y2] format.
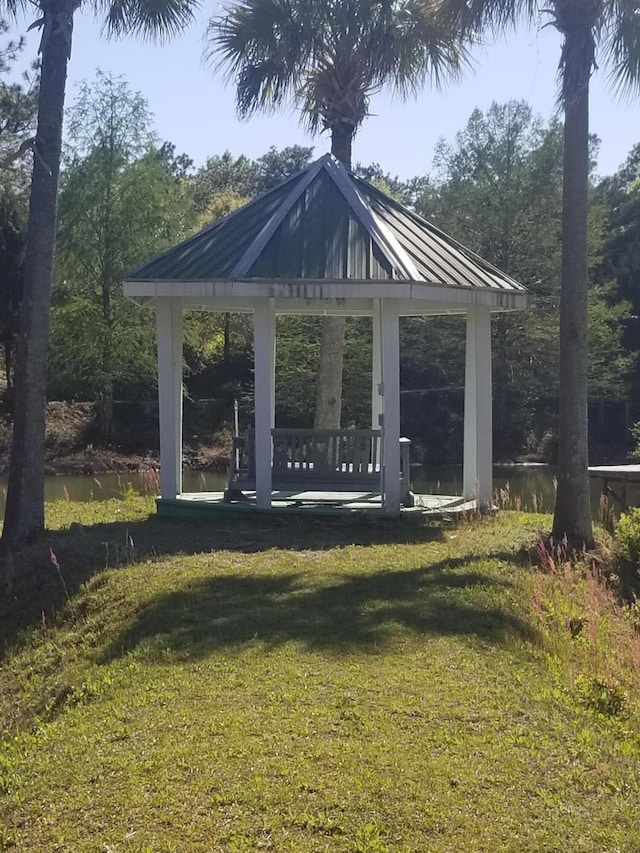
[381, 299, 401, 515]
[254, 299, 276, 508]
[463, 306, 493, 507]
[371, 299, 383, 469]
[372, 299, 383, 432]
[156, 298, 183, 499]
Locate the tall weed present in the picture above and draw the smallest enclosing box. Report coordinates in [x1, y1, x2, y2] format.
[532, 539, 640, 718]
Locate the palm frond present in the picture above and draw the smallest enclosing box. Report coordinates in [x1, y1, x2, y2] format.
[435, 0, 536, 38]
[601, 0, 640, 98]
[3, 0, 27, 20]
[207, 0, 312, 116]
[207, 0, 469, 134]
[397, 0, 473, 93]
[101, 0, 199, 41]
[301, 55, 372, 134]
[557, 27, 596, 108]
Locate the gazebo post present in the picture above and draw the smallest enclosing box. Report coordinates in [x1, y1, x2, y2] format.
[156, 298, 183, 499]
[371, 299, 382, 466]
[381, 299, 401, 515]
[463, 306, 493, 508]
[254, 298, 276, 508]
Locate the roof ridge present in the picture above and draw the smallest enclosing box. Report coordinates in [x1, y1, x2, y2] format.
[126, 160, 318, 280]
[353, 175, 526, 292]
[322, 157, 420, 280]
[230, 156, 331, 278]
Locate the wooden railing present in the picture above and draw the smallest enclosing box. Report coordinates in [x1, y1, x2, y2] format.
[227, 427, 412, 502]
[272, 428, 380, 484]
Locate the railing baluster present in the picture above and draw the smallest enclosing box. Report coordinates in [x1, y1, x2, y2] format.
[231, 427, 404, 489]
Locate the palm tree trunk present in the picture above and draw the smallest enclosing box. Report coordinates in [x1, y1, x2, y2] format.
[3, 334, 12, 393]
[313, 125, 354, 429]
[551, 26, 594, 548]
[331, 124, 353, 170]
[2, 2, 76, 548]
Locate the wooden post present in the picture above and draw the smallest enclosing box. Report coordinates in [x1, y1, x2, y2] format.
[156, 298, 183, 499]
[463, 306, 492, 507]
[254, 299, 276, 508]
[381, 299, 401, 515]
[400, 437, 413, 506]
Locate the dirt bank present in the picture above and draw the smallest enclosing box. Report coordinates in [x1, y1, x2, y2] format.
[0, 401, 230, 476]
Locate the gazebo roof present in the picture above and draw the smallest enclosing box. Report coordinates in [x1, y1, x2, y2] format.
[127, 154, 526, 300]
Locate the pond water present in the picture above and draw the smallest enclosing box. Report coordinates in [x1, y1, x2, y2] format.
[0, 463, 634, 519]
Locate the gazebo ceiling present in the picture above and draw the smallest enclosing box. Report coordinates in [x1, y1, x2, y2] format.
[125, 154, 527, 311]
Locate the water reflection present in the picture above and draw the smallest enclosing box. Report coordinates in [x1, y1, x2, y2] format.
[413, 464, 559, 514]
[0, 464, 635, 518]
[0, 470, 229, 514]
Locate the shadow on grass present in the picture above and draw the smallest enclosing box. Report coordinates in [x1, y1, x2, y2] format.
[101, 559, 531, 662]
[0, 511, 450, 651]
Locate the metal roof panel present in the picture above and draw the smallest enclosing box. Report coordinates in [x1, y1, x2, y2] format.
[127, 155, 527, 298]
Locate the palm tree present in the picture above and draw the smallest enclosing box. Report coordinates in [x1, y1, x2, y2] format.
[1, 0, 197, 550]
[441, 0, 640, 547]
[209, 0, 464, 428]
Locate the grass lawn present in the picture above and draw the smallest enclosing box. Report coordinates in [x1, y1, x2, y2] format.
[1, 498, 640, 852]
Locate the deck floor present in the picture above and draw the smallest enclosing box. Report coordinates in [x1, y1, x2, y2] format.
[156, 490, 477, 519]
[588, 464, 640, 481]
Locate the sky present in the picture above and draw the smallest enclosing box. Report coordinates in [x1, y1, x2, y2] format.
[13, 5, 640, 180]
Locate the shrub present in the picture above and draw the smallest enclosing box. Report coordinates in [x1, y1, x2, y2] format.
[615, 507, 640, 567]
[631, 421, 640, 458]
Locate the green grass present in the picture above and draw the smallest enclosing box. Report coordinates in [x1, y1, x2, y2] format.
[1, 499, 640, 852]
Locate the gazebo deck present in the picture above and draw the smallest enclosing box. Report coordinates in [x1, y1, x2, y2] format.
[156, 490, 477, 519]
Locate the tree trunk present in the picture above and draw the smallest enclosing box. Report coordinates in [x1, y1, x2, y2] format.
[98, 385, 115, 439]
[314, 315, 345, 428]
[99, 273, 115, 439]
[313, 124, 354, 429]
[2, 2, 76, 548]
[3, 335, 12, 393]
[224, 314, 231, 363]
[551, 26, 594, 548]
[331, 123, 354, 169]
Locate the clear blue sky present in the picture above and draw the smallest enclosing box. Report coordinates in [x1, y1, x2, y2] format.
[15, 6, 640, 179]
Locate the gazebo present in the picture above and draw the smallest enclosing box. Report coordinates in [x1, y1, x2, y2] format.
[124, 154, 527, 517]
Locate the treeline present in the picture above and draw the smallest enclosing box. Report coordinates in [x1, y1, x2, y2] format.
[1, 72, 639, 463]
